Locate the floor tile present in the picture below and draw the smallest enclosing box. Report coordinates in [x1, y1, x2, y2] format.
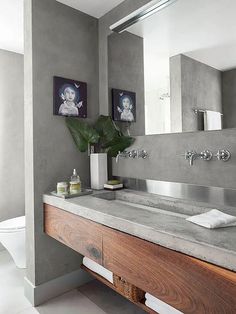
[0, 250, 31, 314]
[17, 308, 38, 314]
[34, 290, 106, 314]
[78, 280, 146, 314]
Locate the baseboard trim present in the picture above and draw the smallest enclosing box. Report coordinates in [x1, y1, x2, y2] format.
[24, 268, 92, 306]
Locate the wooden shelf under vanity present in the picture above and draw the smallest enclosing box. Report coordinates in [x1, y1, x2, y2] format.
[80, 265, 156, 314]
[44, 203, 236, 313]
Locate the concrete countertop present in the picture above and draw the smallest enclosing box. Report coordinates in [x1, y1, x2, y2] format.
[43, 190, 236, 272]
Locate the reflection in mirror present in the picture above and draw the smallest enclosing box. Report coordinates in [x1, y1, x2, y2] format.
[108, 0, 236, 136]
[108, 32, 145, 136]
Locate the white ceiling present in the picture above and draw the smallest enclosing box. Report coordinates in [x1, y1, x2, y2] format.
[0, 0, 23, 54]
[57, 0, 125, 18]
[0, 0, 124, 54]
[128, 0, 236, 71]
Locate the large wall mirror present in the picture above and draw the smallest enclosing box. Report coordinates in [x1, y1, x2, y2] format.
[108, 0, 236, 136]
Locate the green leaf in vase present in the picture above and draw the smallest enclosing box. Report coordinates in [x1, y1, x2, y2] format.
[66, 117, 100, 152]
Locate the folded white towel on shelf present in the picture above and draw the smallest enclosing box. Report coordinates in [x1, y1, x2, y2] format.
[186, 209, 236, 229]
[204, 110, 222, 130]
[145, 293, 183, 314]
[82, 257, 113, 284]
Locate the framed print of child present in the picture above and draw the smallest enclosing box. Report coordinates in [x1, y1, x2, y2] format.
[112, 89, 136, 122]
[53, 76, 87, 118]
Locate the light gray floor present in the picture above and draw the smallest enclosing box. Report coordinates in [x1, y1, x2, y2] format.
[0, 250, 145, 314]
[0, 249, 31, 314]
[78, 280, 145, 314]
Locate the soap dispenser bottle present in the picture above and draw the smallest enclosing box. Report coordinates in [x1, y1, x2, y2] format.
[69, 169, 81, 194]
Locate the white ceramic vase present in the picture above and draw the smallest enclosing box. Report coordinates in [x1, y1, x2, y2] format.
[90, 153, 108, 190]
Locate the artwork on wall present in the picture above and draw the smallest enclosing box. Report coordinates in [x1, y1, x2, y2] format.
[53, 76, 87, 117]
[112, 89, 136, 122]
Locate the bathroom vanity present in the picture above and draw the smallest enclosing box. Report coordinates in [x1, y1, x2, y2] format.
[44, 190, 236, 313]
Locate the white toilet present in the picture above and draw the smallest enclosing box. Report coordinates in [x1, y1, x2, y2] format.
[0, 216, 26, 268]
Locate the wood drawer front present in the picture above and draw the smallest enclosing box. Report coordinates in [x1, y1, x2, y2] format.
[44, 204, 103, 264]
[103, 229, 236, 314]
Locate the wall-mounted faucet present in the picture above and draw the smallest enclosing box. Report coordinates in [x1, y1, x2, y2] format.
[116, 149, 148, 163]
[184, 150, 213, 166]
[116, 150, 130, 163]
[184, 149, 231, 166]
[184, 151, 196, 166]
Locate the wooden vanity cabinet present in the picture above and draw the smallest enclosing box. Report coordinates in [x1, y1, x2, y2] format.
[44, 204, 103, 264]
[44, 204, 236, 314]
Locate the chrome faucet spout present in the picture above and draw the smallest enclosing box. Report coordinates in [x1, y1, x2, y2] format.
[116, 151, 121, 163]
[116, 150, 130, 163]
[184, 150, 213, 166]
[189, 152, 199, 166]
[189, 154, 194, 166]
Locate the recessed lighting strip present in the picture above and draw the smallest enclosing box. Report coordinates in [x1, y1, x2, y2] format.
[110, 0, 177, 33]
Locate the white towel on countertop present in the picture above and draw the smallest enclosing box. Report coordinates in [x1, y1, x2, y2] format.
[186, 209, 236, 229]
[145, 293, 183, 314]
[83, 257, 113, 284]
[204, 110, 222, 131]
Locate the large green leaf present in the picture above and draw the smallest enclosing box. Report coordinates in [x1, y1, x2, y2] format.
[66, 117, 99, 152]
[66, 115, 135, 156]
[94, 115, 135, 157]
[94, 115, 121, 147]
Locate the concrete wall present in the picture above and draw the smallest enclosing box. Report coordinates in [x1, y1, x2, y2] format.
[108, 32, 145, 136]
[170, 54, 222, 132]
[0, 49, 24, 251]
[222, 69, 236, 129]
[0, 49, 24, 223]
[24, 0, 99, 286]
[113, 128, 236, 189]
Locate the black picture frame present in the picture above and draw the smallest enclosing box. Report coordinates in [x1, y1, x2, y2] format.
[112, 88, 136, 122]
[53, 76, 87, 118]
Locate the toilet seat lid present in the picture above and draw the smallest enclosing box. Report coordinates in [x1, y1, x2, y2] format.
[0, 216, 25, 232]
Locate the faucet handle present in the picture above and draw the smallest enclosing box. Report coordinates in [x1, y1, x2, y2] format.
[214, 149, 231, 162]
[129, 149, 138, 158]
[184, 151, 196, 159]
[200, 150, 213, 161]
[138, 150, 148, 159]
